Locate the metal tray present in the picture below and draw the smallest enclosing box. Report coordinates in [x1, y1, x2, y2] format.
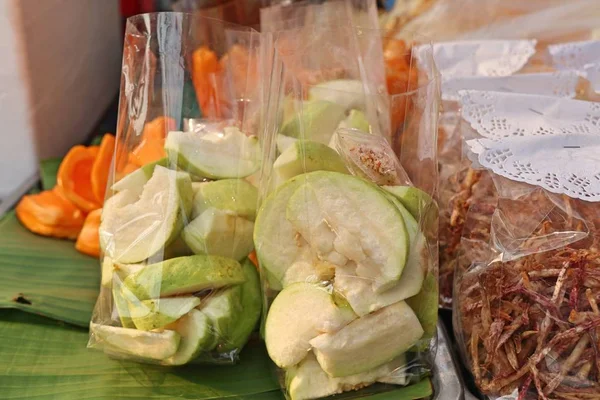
[433, 321, 465, 400]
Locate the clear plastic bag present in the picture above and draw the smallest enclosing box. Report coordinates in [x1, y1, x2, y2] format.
[453, 94, 600, 400]
[88, 12, 266, 366]
[254, 26, 439, 400]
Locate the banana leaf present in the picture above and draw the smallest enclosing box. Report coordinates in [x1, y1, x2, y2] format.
[0, 212, 99, 327]
[0, 309, 281, 399]
[40, 158, 62, 190]
[0, 309, 432, 400]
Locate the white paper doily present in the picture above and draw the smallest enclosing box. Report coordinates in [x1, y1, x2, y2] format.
[415, 40, 536, 81]
[584, 63, 600, 94]
[548, 39, 600, 71]
[442, 71, 579, 101]
[461, 91, 600, 201]
[459, 90, 600, 141]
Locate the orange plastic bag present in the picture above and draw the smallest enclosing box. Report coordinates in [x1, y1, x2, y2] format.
[75, 209, 102, 257]
[57, 146, 102, 212]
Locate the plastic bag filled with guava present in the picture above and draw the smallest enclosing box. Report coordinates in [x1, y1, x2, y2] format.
[88, 12, 267, 366]
[254, 27, 439, 399]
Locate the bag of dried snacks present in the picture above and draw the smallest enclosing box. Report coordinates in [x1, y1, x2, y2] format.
[88, 12, 266, 366]
[254, 26, 439, 399]
[454, 90, 600, 399]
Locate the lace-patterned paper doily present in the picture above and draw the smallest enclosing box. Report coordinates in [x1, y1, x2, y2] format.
[461, 91, 600, 201]
[442, 71, 579, 101]
[548, 40, 600, 71]
[415, 40, 537, 81]
[548, 40, 600, 93]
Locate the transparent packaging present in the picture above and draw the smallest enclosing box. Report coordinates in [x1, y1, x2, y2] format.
[88, 12, 266, 366]
[453, 98, 600, 399]
[255, 26, 439, 400]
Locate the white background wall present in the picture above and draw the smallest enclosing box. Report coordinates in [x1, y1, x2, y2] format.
[0, 0, 122, 198]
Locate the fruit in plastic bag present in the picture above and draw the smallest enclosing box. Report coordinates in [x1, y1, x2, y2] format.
[273, 140, 347, 181]
[182, 209, 254, 261]
[128, 297, 201, 331]
[165, 127, 260, 179]
[191, 179, 258, 220]
[163, 309, 215, 366]
[309, 301, 423, 377]
[286, 352, 407, 400]
[308, 79, 366, 111]
[100, 166, 193, 263]
[279, 100, 346, 144]
[286, 171, 409, 292]
[90, 323, 180, 361]
[123, 255, 245, 300]
[265, 282, 356, 368]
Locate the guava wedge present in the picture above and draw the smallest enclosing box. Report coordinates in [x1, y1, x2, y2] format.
[273, 140, 347, 181]
[277, 134, 298, 154]
[165, 128, 260, 179]
[309, 301, 423, 377]
[128, 296, 201, 331]
[283, 259, 335, 287]
[406, 272, 438, 350]
[198, 287, 240, 352]
[334, 195, 425, 316]
[308, 79, 365, 111]
[162, 309, 215, 366]
[286, 353, 407, 400]
[336, 109, 370, 133]
[286, 171, 409, 292]
[123, 255, 245, 300]
[383, 185, 434, 220]
[280, 101, 346, 144]
[191, 179, 258, 220]
[112, 275, 136, 329]
[182, 209, 254, 261]
[99, 166, 193, 264]
[253, 175, 309, 290]
[90, 323, 180, 361]
[111, 158, 168, 194]
[216, 258, 262, 353]
[265, 283, 356, 368]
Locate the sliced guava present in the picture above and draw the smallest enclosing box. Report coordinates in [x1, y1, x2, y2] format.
[277, 134, 298, 154]
[216, 258, 262, 353]
[123, 255, 245, 300]
[273, 140, 347, 181]
[336, 110, 370, 133]
[112, 274, 136, 329]
[308, 80, 365, 111]
[90, 323, 180, 361]
[99, 166, 193, 264]
[334, 195, 425, 316]
[128, 296, 201, 331]
[265, 282, 356, 368]
[286, 171, 409, 292]
[165, 127, 260, 179]
[406, 272, 438, 350]
[182, 208, 254, 261]
[191, 179, 258, 220]
[282, 259, 335, 287]
[280, 101, 346, 144]
[111, 158, 168, 194]
[286, 352, 407, 400]
[198, 287, 240, 353]
[309, 301, 423, 377]
[253, 175, 309, 291]
[162, 309, 214, 366]
[383, 185, 435, 220]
